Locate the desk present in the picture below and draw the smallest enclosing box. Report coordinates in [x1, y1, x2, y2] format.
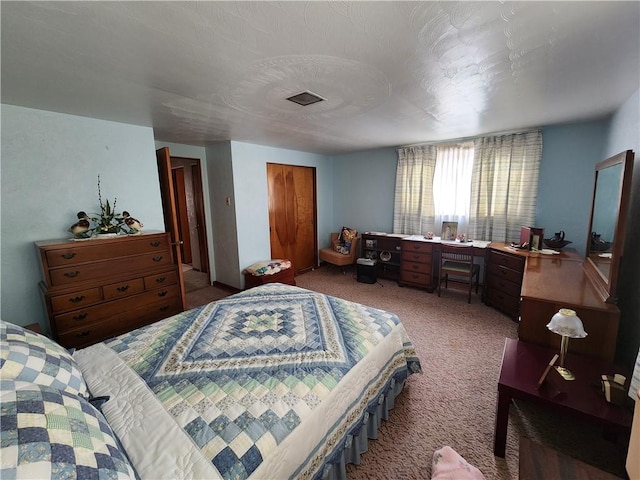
[494, 338, 631, 458]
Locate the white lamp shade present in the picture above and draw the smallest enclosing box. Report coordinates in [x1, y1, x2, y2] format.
[546, 308, 588, 338]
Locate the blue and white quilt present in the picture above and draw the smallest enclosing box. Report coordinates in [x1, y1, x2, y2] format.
[75, 284, 421, 479]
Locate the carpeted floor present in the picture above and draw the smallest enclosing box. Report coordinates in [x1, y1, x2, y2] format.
[185, 265, 630, 479]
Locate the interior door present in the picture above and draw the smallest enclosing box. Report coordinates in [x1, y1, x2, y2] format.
[156, 147, 186, 310]
[267, 163, 317, 273]
[171, 166, 193, 264]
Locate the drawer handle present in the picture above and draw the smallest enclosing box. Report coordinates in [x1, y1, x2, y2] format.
[158, 290, 168, 297]
[61, 252, 76, 260]
[75, 331, 91, 338]
[412, 265, 419, 270]
[69, 295, 85, 303]
[150, 241, 161, 247]
[152, 256, 163, 262]
[64, 271, 80, 278]
[412, 274, 419, 279]
[116, 285, 130, 292]
[160, 306, 169, 312]
[155, 276, 167, 283]
[72, 313, 88, 321]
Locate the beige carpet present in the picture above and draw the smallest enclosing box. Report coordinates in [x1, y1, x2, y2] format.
[183, 268, 211, 293]
[185, 266, 630, 479]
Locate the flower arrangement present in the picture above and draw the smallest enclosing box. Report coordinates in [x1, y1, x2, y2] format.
[91, 175, 124, 235]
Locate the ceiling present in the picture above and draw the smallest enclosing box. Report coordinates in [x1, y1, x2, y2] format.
[2, 1, 639, 155]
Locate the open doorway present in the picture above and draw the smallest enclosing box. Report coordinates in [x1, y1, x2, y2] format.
[169, 156, 210, 292]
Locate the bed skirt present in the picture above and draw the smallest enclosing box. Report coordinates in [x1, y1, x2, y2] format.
[320, 374, 407, 480]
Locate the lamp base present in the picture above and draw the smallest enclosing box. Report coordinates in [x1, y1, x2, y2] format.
[555, 366, 575, 381]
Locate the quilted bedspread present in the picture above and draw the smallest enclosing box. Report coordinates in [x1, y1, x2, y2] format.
[75, 284, 421, 480]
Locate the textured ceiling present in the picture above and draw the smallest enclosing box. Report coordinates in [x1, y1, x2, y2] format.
[2, 1, 639, 154]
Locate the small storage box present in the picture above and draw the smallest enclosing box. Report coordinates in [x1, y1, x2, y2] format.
[357, 258, 377, 284]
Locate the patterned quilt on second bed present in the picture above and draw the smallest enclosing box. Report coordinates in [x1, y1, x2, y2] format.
[103, 284, 421, 479]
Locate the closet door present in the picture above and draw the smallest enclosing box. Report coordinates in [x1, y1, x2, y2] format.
[267, 163, 317, 273]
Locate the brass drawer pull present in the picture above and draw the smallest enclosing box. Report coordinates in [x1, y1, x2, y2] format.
[116, 285, 130, 292]
[61, 252, 76, 260]
[72, 313, 88, 321]
[75, 331, 91, 337]
[69, 295, 85, 303]
[157, 290, 168, 297]
[155, 276, 166, 283]
[152, 256, 163, 262]
[64, 271, 80, 278]
[150, 241, 161, 247]
[160, 306, 169, 312]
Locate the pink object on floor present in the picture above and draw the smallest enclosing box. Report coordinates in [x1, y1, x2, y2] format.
[431, 446, 485, 480]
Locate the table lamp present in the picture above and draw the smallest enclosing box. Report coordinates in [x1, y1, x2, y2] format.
[546, 308, 587, 380]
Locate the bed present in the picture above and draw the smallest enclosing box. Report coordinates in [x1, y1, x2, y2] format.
[1, 283, 421, 479]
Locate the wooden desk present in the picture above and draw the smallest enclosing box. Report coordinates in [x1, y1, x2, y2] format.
[519, 437, 622, 480]
[494, 339, 632, 458]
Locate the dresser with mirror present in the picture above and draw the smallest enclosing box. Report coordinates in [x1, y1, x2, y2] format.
[518, 150, 634, 362]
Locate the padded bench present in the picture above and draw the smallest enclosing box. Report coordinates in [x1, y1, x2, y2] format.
[243, 259, 296, 289]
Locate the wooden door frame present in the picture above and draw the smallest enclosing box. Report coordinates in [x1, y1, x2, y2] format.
[156, 147, 186, 310]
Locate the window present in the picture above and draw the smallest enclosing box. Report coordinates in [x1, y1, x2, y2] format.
[393, 131, 542, 242]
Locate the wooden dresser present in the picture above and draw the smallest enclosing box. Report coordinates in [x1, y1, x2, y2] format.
[399, 238, 434, 291]
[485, 247, 526, 320]
[36, 232, 184, 348]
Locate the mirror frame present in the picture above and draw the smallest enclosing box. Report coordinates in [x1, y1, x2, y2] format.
[583, 150, 634, 303]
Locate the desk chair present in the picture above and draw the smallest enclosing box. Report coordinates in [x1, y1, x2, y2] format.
[438, 243, 480, 303]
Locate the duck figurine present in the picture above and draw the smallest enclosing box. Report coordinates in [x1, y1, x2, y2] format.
[69, 211, 92, 238]
[122, 211, 143, 234]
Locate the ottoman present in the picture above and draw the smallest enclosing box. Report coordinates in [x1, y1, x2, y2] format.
[243, 259, 296, 289]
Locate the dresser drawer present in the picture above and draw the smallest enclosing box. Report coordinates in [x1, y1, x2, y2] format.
[144, 270, 178, 289]
[49, 252, 173, 287]
[102, 278, 145, 300]
[54, 285, 180, 331]
[56, 296, 182, 349]
[486, 288, 520, 316]
[487, 273, 522, 298]
[50, 287, 103, 314]
[402, 241, 433, 254]
[402, 260, 431, 275]
[487, 263, 524, 285]
[44, 235, 170, 267]
[400, 271, 431, 286]
[402, 250, 432, 264]
[489, 250, 525, 272]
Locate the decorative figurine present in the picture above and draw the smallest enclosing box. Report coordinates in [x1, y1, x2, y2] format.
[122, 211, 143, 235]
[69, 211, 92, 239]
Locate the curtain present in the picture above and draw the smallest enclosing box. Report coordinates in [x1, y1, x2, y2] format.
[433, 142, 474, 237]
[468, 130, 542, 242]
[393, 145, 436, 234]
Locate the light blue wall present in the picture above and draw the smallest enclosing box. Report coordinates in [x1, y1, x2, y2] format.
[229, 142, 332, 287]
[1, 104, 164, 329]
[330, 148, 397, 235]
[204, 142, 238, 288]
[537, 120, 609, 256]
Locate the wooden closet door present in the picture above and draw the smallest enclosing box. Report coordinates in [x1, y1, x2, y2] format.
[267, 163, 317, 273]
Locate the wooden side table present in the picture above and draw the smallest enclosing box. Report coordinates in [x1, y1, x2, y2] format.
[494, 338, 632, 458]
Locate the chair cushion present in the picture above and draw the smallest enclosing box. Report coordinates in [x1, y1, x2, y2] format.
[441, 260, 474, 273]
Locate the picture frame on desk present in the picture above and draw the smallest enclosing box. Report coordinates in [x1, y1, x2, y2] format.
[441, 221, 458, 241]
[530, 227, 544, 251]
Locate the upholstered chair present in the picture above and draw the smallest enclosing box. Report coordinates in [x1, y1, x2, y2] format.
[319, 233, 361, 273]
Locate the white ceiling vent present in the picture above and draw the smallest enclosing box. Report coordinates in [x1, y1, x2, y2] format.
[286, 91, 325, 106]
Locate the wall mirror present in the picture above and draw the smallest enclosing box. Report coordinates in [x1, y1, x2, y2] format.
[584, 150, 634, 303]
